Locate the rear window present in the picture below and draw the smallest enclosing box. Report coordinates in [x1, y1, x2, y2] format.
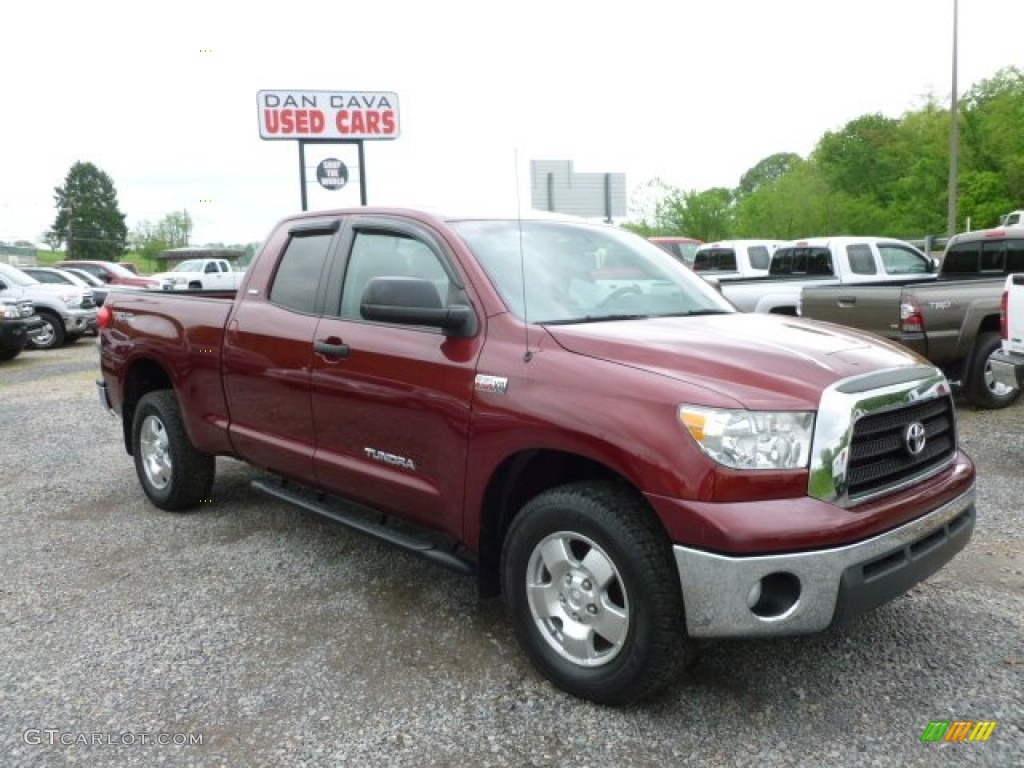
[846, 244, 877, 275]
[942, 241, 980, 273]
[769, 247, 834, 276]
[269, 233, 333, 313]
[693, 248, 738, 272]
[747, 246, 771, 270]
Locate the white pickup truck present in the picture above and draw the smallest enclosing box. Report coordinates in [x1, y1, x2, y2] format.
[152, 258, 246, 291]
[719, 236, 938, 315]
[991, 273, 1024, 390]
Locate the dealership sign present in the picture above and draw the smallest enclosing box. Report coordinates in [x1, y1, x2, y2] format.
[257, 90, 400, 140]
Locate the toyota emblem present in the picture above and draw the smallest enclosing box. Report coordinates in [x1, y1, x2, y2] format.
[904, 421, 927, 457]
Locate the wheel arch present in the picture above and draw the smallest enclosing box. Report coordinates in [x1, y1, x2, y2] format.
[120, 357, 174, 454]
[476, 449, 659, 598]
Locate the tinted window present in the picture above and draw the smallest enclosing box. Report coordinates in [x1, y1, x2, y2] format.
[846, 244, 877, 275]
[693, 248, 738, 272]
[770, 247, 833, 276]
[268, 233, 333, 313]
[980, 241, 1005, 272]
[1007, 239, 1024, 271]
[942, 242, 979, 273]
[339, 231, 451, 321]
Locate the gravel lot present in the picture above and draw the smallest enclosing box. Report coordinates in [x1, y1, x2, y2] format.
[1, 342, 1021, 767]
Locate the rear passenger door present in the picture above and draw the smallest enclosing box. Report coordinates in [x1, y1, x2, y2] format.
[222, 220, 340, 483]
[308, 217, 483, 541]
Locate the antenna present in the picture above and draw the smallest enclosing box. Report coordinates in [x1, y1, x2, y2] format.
[514, 149, 532, 362]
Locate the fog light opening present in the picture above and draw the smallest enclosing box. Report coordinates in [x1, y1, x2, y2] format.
[747, 572, 801, 619]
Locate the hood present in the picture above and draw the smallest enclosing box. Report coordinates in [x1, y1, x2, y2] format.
[544, 313, 928, 410]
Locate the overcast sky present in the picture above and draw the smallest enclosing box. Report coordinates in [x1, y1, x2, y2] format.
[2, 0, 1022, 246]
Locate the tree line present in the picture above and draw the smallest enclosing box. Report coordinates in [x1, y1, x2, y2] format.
[625, 66, 1024, 242]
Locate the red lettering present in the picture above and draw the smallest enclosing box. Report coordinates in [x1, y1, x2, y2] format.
[349, 110, 366, 134]
[334, 109, 397, 136]
[265, 109, 325, 135]
[264, 109, 280, 134]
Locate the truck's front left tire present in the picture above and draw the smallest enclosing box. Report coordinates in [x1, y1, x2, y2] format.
[132, 390, 215, 511]
[500, 481, 688, 705]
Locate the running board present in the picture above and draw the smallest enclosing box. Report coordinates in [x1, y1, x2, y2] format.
[251, 478, 475, 575]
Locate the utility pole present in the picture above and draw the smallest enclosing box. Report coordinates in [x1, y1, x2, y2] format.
[947, 0, 959, 238]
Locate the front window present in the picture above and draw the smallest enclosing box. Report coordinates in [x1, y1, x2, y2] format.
[879, 244, 929, 275]
[451, 220, 733, 324]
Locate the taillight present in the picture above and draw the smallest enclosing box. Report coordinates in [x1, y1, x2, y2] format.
[1001, 289, 1009, 340]
[96, 304, 112, 330]
[900, 297, 924, 333]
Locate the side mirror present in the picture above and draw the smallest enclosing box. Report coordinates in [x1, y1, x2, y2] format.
[0, 279, 7, 290]
[929, 257, 940, 273]
[360, 276, 477, 337]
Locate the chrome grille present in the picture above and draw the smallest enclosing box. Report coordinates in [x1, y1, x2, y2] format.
[809, 366, 957, 507]
[846, 397, 956, 500]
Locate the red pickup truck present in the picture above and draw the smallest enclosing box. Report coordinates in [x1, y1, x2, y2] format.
[96, 207, 977, 704]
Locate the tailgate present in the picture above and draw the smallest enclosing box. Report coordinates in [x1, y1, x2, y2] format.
[799, 284, 904, 340]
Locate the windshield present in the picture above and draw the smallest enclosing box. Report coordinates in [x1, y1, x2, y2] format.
[172, 260, 204, 272]
[451, 219, 734, 323]
[0, 263, 40, 287]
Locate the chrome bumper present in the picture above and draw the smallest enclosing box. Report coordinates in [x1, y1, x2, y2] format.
[989, 349, 1024, 390]
[673, 485, 976, 638]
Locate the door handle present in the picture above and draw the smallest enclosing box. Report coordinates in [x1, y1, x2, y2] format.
[836, 296, 857, 307]
[314, 339, 350, 358]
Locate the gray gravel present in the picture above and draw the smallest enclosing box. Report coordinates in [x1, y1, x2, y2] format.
[1, 342, 1021, 767]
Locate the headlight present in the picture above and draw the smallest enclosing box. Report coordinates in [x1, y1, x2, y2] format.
[678, 405, 814, 470]
[60, 293, 80, 307]
[0, 305, 19, 318]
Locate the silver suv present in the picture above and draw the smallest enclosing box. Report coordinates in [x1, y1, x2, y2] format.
[0, 263, 97, 349]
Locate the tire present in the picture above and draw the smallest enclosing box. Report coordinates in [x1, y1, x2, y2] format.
[27, 310, 64, 350]
[501, 481, 688, 705]
[965, 332, 1020, 410]
[132, 390, 215, 511]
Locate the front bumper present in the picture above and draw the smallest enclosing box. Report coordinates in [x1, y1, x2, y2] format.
[63, 308, 97, 335]
[989, 349, 1024, 390]
[673, 485, 975, 638]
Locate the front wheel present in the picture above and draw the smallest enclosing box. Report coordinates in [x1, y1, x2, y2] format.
[132, 390, 215, 511]
[27, 310, 64, 350]
[965, 332, 1020, 409]
[501, 481, 688, 705]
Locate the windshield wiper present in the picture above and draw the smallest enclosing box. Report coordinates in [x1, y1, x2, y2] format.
[542, 314, 650, 325]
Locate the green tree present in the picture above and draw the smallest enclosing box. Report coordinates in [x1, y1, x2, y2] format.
[656, 187, 734, 241]
[50, 162, 128, 260]
[130, 210, 194, 265]
[736, 152, 803, 198]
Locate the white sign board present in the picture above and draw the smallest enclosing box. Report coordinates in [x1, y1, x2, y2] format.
[258, 90, 400, 140]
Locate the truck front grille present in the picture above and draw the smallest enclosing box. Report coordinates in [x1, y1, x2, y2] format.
[846, 396, 956, 501]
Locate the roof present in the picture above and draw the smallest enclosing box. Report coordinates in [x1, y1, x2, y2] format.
[156, 247, 247, 262]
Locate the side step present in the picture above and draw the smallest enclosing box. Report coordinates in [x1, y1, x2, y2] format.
[251, 478, 475, 575]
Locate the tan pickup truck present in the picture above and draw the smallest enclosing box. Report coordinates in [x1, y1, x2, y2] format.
[801, 227, 1024, 409]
